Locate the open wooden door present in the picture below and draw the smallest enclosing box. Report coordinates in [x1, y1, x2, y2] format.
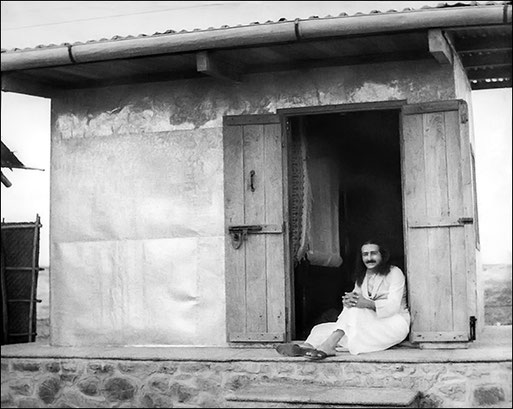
[223, 114, 288, 343]
[401, 100, 477, 348]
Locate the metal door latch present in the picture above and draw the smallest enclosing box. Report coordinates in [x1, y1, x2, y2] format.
[228, 225, 263, 249]
[470, 316, 477, 341]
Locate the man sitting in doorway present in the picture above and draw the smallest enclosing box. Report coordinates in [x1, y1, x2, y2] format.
[276, 239, 410, 359]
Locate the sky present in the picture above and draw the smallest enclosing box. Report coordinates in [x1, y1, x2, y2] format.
[1, 1, 511, 266]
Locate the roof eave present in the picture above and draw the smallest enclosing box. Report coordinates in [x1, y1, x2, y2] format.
[1, 4, 511, 72]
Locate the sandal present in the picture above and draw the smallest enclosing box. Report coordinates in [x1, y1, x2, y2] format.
[304, 349, 331, 361]
[275, 343, 316, 357]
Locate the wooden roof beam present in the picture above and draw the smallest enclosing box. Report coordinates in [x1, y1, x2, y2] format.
[466, 66, 512, 80]
[429, 29, 453, 65]
[460, 50, 512, 68]
[455, 35, 512, 53]
[196, 51, 242, 83]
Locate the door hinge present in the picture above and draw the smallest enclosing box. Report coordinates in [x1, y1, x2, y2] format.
[469, 316, 477, 341]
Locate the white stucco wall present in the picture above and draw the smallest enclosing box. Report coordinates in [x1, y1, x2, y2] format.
[50, 59, 457, 346]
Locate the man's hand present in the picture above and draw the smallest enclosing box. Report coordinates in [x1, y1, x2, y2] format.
[342, 291, 358, 308]
[342, 292, 376, 311]
[355, 295, 376, 311]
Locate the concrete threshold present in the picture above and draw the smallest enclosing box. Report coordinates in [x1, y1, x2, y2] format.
[2, 326, 510, 363]
[2, 342, 511, 363]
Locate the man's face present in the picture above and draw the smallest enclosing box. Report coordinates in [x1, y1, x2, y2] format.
[361, 244, 382, 270]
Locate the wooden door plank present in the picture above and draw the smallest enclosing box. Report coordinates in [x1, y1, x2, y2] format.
[224, 124, 247, 336]
[445, 110, 468, 333]
[460, 103, 478, 327]
[243, 124, 267, 333]
[423, 111, 453, 331]
[229, 332, 286, 342]
[264, 122, 286, 334]
[224, 114, 287, 343]
[402, 100, 473, 344]
[411, 330, 468, 342]
[402, 113, 430, 336]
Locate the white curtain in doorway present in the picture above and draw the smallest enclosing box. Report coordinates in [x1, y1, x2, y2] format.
[291, 124, 342, 268]
[305, 156, 343, 267]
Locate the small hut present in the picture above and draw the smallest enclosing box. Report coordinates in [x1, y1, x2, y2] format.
[1, 2, 511, 349]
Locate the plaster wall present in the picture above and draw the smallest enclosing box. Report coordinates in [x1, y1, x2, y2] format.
[50, 59, 456, 346]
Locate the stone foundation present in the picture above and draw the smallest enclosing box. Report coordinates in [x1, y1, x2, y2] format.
[1, 350, 511, 408]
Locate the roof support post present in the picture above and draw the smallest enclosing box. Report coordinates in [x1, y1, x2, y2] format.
[428, 29, 453, 65]
[196, 51, 242, 83]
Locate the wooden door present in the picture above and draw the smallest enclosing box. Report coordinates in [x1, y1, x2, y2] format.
[401, 100, 476, 346]
[223, 114, 288, 343]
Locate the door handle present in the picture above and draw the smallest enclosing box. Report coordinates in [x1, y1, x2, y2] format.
[249, 170, 255, 192]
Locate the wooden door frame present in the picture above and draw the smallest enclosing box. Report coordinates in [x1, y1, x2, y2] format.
[277, 99, 407, 340]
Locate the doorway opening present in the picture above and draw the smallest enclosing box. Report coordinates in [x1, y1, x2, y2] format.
[287, 109, 405, 340]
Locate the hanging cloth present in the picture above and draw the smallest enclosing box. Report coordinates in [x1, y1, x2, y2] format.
[290, 118, 342, 268]
[305, 156, 343, 267]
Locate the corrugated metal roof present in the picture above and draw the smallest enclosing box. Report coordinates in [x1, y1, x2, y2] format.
[1, 1, 510, 91]
[1, 1, 510, 54]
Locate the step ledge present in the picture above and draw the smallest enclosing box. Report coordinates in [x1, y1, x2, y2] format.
[1, 341, 511, 363]
[226, 385, 419, 406]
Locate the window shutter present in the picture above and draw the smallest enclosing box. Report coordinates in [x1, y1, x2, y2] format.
[401, 100, 476, 346]
[223, 114, 287, 343]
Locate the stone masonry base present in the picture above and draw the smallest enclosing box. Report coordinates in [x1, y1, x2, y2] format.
[1, 342, 511, 408]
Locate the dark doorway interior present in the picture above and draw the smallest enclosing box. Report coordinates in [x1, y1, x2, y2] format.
[290, 110, 405, 340]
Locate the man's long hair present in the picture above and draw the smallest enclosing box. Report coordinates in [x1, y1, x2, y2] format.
[352, 239, 392, 287]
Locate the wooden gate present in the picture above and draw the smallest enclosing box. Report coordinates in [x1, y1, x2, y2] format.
[1, 214, 42, 344]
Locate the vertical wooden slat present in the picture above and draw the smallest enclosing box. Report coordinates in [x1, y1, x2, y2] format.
[224, 124, 246, 336]
[28, 214, 41, 342]
[243, 124, 267, 333]
[1, 248, 7, 344]
[423, 112, 452, 331]
[264, 123, 285, 334]
[459, 102, 477, 330]
[402, 113, 429, 336]
[284, 119, 294, 341]
[445, 110, 468, 332]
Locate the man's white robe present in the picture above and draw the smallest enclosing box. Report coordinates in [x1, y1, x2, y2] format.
[305, 266, 410, 355]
